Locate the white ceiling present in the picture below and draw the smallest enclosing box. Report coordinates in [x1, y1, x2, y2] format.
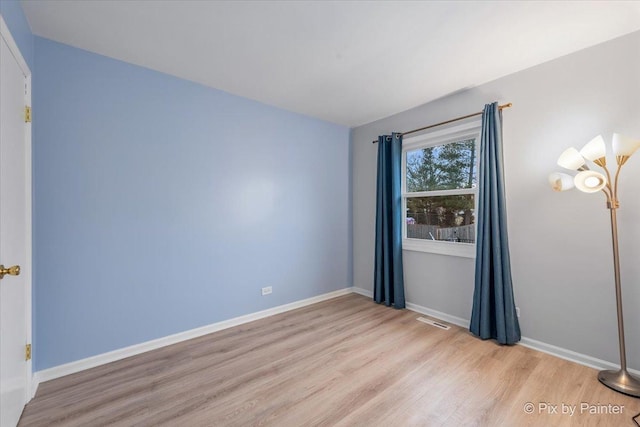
[21, 1, 640, 127]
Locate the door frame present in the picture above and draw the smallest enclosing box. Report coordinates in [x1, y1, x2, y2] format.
[0, 14, 34, 401]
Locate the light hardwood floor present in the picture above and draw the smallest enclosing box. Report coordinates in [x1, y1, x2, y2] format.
[20, 294, 640, 426]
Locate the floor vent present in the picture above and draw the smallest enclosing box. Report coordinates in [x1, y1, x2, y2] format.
[417, 317, 450, 330]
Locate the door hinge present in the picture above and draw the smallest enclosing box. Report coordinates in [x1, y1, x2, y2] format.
[25, 344, 32, 361]
[24, 106, 32, 123]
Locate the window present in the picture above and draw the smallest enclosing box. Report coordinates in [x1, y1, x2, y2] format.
[401, 121, 481, 258]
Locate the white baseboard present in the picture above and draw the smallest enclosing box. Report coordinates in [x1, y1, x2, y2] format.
[519, 337, 640, 377]
[352, 286, 372, 298]
[405, 301, 470, 329]
[34, 285, 639, 387]
[404, 299, 640, 377]
[35, 287, 353, 384]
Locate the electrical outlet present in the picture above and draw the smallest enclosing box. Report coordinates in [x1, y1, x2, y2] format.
[261, 286, 272, 296]
[516, 307, 521, 318]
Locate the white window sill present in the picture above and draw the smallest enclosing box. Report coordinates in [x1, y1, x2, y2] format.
[402, 238, 476, 258]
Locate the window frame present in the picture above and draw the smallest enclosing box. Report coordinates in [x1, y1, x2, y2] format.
[401, 121, 481, 258]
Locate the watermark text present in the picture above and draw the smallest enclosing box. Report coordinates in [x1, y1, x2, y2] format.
[523, 401, 625, 416]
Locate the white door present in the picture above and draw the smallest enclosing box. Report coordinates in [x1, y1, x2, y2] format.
[0, 17, 32, 427]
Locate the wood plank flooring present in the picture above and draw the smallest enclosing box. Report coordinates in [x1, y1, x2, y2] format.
[19, 294, 640, 426]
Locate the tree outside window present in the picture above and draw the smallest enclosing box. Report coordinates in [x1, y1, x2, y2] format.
[404, 137, 477, 244]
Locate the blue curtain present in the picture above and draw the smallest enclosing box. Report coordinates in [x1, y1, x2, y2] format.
[469, 102, 521, 344]
[374, 133, 405, 309]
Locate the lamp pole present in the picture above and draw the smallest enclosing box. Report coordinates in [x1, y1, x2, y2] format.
[597, 166, 640, 397]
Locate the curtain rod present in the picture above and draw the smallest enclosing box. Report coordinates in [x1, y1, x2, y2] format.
[371, 102, 512, 144]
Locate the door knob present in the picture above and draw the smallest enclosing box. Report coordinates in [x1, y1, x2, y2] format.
[0, 265, 20, 279]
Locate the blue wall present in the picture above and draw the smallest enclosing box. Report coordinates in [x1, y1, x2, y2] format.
[0, 0, 33, 70]
[33, 37, 351, 370]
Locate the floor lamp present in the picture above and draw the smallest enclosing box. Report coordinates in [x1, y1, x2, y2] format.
[549, 133, 640, 397]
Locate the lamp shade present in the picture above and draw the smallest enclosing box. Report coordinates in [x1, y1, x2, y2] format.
[548, 172, 575, 192]
[574, 170, 607, 193]
[612, 133, 640, 157]
[580, 135, 606, 162]
[557, 147, 586, 170]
